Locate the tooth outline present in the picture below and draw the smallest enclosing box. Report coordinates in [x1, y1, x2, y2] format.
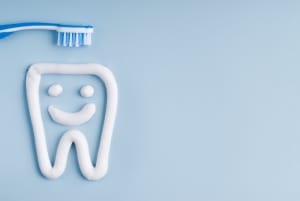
[26, 63, 118, 181]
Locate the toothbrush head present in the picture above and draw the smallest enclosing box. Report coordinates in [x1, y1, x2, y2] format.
[56, 25, 94, 47]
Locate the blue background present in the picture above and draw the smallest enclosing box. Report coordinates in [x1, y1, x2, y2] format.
[1, 0, 300, 200]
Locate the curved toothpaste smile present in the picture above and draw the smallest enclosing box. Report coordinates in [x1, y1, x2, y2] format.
[48, 103, 96, 126]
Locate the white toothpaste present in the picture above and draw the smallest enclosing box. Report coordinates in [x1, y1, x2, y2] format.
[26, 63, 118, 181]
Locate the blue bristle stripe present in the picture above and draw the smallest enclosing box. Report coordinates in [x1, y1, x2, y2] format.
[66, 33, 70, 46]
[57, 32, 60, 45]
[72, 33, 76, 46]
[79, 33, 83, 46]
[60, 32, 63, 45]
[82, 33, 85, 46]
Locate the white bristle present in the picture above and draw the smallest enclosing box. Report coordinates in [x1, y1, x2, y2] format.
[57, 28, 93, 47]
[69, 33, 72, 47]
[86, 33, 92, 45]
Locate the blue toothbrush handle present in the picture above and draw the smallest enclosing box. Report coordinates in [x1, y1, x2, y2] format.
[0, 22, 60, 30]
[0, 32, 13, 39]
[0, 22, 60, 39]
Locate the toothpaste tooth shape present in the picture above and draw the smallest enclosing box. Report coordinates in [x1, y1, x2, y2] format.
[26, 63, 118, 180]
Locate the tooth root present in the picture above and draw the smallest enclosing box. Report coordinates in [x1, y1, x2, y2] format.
[26, 63, 118, 180]
[42, 130, 107, 180]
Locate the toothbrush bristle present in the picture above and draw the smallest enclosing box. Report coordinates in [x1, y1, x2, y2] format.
[57, 31, 92, 47]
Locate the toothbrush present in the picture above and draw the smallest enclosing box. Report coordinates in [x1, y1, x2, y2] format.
[0, 22, 94, 47]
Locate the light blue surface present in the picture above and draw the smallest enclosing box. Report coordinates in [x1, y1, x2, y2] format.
[1, 0, 300, 200]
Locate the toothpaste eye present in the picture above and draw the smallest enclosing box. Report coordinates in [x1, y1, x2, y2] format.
[48, 84, 63, 97]
[80, 85, 94, 98]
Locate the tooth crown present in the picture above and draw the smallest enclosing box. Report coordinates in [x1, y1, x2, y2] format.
[26, 63, 118, 181]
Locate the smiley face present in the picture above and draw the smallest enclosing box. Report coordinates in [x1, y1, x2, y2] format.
[26, 63, 118, 180]
[47, 83, 97, 126]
